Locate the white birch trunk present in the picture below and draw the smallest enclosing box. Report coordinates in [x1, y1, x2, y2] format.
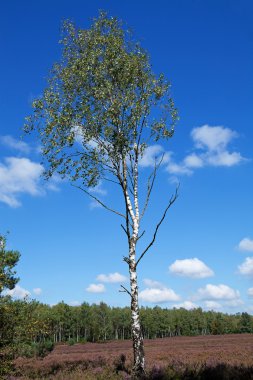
[129, 245, 145, 376]
[127, 188, 145, 376]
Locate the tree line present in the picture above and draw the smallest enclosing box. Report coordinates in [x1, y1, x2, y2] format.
[1, 297, 252, 348]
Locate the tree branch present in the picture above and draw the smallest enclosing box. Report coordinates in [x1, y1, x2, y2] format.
[137, 230, 145, 241]
[72, 184, 126, 219]
[119, 284, 131, 297]
[136, 185, 179, 267]
[140, 153, 165, 220]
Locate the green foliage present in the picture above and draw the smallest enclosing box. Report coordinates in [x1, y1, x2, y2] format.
[15, 341, 54, 358]
[0, 234, 20, 295]
[239, 312, 252, 333]
[25, 11, 178, 187]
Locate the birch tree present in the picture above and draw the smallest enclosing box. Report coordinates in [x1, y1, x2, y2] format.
[25, 12, 178, 377]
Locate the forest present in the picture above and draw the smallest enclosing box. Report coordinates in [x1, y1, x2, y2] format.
[1, 296, 252, 347]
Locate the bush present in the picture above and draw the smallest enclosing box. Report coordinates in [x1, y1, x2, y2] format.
[15, 341, 54, 358]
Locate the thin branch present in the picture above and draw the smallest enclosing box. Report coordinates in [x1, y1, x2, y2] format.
[136, 185, 179, 267]
[72, 184, 126, 219]
[137, 230, 145, 241]
[119, 285, 131, 297]
[121, 224, 130, 238]
[140, 153, 165, 220]
[100, 176, 121, 186]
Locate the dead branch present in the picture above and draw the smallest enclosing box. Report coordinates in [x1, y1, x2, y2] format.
[136, 185, 179, 267]
[119, 285, 131, 297]
[140, 153, 165, 220]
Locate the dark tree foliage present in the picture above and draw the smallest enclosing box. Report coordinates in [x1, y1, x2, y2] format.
[0, 234, 20, 295]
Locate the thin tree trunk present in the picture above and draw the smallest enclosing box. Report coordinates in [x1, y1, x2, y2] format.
[129, 244, 145, 377]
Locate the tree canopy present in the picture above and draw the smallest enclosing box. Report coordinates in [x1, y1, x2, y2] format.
[25, 12, 178, 189]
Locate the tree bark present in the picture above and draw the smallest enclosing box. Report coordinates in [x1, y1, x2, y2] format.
[130, 264, 145, 377]
[129, 241, 145, 377]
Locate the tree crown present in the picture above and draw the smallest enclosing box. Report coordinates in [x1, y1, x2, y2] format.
[25, 11, 178, 188]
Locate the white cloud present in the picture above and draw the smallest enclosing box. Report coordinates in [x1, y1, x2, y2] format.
[139, 145, 171, 167]
[166, 162, 192, 175]
[139, 287, 180, 303]
[197, 284, 240, 300]
[169, 258, 214, 279]
[203, 300, 222, 310]
[5, 285, 31, 299]
[0, 157, 43, 207]
[166, 125, 244, 178]
[247, 288, 253, 297]
[86, 283, 105, 293]
[0, 135, 31, 154]
[96, 272, 127, 283]
[183, 153, 204, 168]
[206, 151, 243, 167]
[33, 288, 42, 295]
[238, 257, 253, 276]
[238, 238, 253, 252]
[191, 125, 237, 152]
[224, 299, 244, 307]
[143, 279, 163, 289]
[173, 301, 198, 310]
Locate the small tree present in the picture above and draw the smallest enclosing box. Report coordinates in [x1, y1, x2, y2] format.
[0, 234, 20, 295]
[25, 12, 178, 376]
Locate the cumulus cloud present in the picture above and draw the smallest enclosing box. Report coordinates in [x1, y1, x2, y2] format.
[247, 288, 253, 297]
[225, 299, 244, 307]
[33, 288, 42, 295]
[143, 279, 164, 288]
[5, 285, 31, 299]
[173, 301, 198, 310]
[0, 157, 44, 207]
[139, 287, 180, 303]
[139, 145, 171, 167]
[169, 258, 214, 279]
[166, 125, 244, 176]
[166, 162, 192, 175]
[237, 238, 253, 252]
[96, 272, 127, 283]
[0, 135, 31, 154]
[238, 257, 253, 276]
[86, 283, 105, 293]
[203, 300, 222, 310]
[206, 151, 243, 167]
[197, 284, 240, 300]
[183, 153, 204, 168]
[191, 125, 237, 151]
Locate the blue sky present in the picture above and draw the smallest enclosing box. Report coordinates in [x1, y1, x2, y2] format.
[1, 0, 253, 312]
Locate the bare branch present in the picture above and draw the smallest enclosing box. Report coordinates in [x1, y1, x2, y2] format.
[119, 284, 131, 297]
[140, 153, 165, 220]
[121, 224, 130, 238]
[72, 184, 126, 219]
[136, 185, 179, 267]
[137, 230, 145, 241]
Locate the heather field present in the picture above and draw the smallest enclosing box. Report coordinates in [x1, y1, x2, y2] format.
[12, 334, 253, 379]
